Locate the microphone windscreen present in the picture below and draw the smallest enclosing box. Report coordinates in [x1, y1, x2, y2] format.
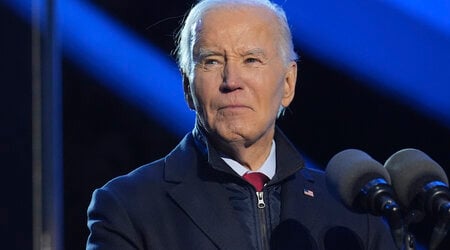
[384, 148, 448, 207]
[326, 149, 390, 210]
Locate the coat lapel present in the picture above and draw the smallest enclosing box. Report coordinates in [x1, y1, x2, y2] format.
[277, 168, 322, 250]
[168, 178, 252, 250]
[164, 134, 252, 250]
[280, 168, 319, 221]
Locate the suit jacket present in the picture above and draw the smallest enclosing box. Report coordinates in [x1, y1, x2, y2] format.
[87, 129, 397, 250]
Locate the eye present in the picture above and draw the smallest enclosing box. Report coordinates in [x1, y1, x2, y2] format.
[204, 59, 219, 65]
[244, 57, 261, 64]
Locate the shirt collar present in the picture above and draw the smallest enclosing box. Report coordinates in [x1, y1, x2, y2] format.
[221, 140, 276, 179]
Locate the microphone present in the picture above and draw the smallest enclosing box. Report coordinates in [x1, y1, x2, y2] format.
[325, 149, 398, 215]
[384, 148, 450, 250]
[325, 149, 406, 249]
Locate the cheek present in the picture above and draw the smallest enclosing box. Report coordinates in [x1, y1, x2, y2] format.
[255, 73, 285, 103]
[191, 73, 220, 107]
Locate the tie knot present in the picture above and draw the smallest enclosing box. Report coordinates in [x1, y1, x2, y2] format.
[243, 172, 269, 192]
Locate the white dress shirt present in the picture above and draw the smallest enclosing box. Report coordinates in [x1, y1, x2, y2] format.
[221, 140, 276, 179]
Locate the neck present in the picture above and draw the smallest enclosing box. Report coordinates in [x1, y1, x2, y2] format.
[210, 129, 275, 171]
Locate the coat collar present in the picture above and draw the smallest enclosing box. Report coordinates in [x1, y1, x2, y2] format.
[271, 128, 306, 184]
[190, 124, 306, 180]
[163, 126, 312, 249]
[164, 133, 252, 249]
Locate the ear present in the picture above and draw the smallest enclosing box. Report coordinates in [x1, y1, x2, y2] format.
[281, 61, 297, 107]
[183, 73, 195, 110]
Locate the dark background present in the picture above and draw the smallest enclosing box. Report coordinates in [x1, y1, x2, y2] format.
[2, 0, 450, 249]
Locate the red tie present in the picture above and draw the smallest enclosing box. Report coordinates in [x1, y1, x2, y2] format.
[243, 172, 269, 192]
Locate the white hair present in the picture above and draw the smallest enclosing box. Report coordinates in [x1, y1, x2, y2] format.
[175, 0, 298, 78]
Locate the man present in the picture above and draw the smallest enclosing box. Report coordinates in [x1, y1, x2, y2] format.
[87, 0, 397, 249]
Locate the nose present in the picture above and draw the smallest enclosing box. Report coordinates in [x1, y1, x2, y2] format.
[221, 61, 243, 92]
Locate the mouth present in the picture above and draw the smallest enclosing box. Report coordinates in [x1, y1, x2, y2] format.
[218, 105, 251, 111]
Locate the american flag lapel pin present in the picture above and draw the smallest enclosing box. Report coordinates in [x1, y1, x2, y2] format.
[303, 188, 315, 198]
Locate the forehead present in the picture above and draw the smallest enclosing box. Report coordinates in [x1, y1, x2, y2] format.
[193, 5, 280, 51]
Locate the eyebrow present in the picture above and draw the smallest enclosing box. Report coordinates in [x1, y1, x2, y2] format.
[194, 47, 268, 61]
[194, 48, 222, 61]
[243, 48, 267, 58]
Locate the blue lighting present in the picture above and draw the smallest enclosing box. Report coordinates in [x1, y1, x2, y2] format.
[277, 0, 450, 127]
[2, 0, 195, 136]
[60, 0, 194, 136]
[1, 0, 30, 21]
[3, 0, 450, 130]
[384, 0, 450, 36]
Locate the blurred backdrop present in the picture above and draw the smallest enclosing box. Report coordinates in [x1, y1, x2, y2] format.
[1, 0, 450, 249]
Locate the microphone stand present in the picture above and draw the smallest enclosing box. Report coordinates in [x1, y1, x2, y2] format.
[382, 199, 416, 250]
[402, 233, 415, 250]
[429, 202, 450, 250]
[360, 179, 416, 250]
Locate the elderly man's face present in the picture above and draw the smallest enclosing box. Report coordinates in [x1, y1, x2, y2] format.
[185, 5, 297, 146]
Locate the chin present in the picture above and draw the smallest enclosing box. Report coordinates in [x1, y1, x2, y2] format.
[218, 125, 264, 144]
[207, 117, 273, 143]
